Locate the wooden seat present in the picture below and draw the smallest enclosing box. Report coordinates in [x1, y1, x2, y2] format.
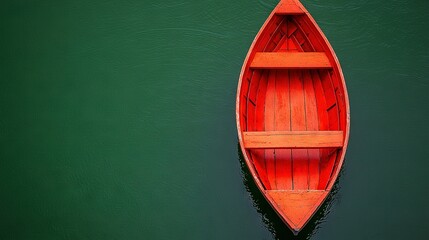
[249, 52, 332, 69]
[243, 131, 343, 149]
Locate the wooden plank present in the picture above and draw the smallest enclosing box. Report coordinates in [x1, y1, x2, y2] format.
[319, 69, 339, 189]
[250, 149, 271, 189]
[248, 70, 262, 107]
[274, 70, 292, 189]
[287, 20, 298, 38]
[247, 70, 262, 131]
[312, 70, 329, 131]
[264, 17, 287, 52]
[250, 52, 331, 69]
[312, 70, 332, 190]
[255, 71, 268, 131]
[243, 131, 343, 149]
[253, 71, 268, 188]
[303, 71, 319, 189]
[290, 70, 308, 189]
[319, 70, 338, 130]
[318, 150, 338, 190]
[265, 71, 277, 188]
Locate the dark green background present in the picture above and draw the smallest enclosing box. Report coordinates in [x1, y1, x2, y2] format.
[1, 0, 428, 239]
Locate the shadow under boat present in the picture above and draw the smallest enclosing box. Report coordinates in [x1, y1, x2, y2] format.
[237, 143, 344, 239]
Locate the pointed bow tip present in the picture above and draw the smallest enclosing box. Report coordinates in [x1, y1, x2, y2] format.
[287, 220, 304, 236]
[276, 0, 306, 15]
[291, 228, 301, 236]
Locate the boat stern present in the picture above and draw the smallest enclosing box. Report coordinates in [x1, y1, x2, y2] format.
[264, 190, 328, 234]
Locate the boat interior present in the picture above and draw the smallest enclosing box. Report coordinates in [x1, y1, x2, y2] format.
[239, 12, 348, 192]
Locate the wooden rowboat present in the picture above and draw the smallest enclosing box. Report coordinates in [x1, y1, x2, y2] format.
[236, 0, 350, 234]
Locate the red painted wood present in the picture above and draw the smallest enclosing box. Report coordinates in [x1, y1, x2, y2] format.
[247, 70, 262, 131]
[265, 70, 277, 188]
[290, 19, 315, 52]
[275, 0, 305, 15]
[286, 37, 299, 51]
[255, 71, 268, 131]
[236, 0, 350, 234]
[261, 16, 284, 52]
[289, 70, 308, 189]
[274, 21, 289, 52]
[311, 70, 331, 189]
[265, 190, 326, 232]
[274, 70, 292, 189]
[320, 70, 339, 130]
[265, 17, 288, 52]
[248, 71, 262, 106]
[311, 71, 329, 130]
[318, 150, 338, 190]
[250, 149, 271, 189]
[253, 71, 269, 188]
[243, 131, 343, 149]
[318, 70, 339, 189]
[303, 71, 320, 189]
[250, 52, 332, 69]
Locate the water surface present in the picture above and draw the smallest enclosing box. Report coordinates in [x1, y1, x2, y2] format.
[0, 0, 428, 239]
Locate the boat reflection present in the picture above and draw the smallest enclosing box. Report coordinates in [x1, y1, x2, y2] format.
[237, 143, 344, 239]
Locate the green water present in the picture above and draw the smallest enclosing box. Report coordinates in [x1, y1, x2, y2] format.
[1, 0, 428, 239]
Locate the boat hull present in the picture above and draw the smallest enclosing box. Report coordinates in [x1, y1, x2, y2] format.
[236, 0, 350, 234]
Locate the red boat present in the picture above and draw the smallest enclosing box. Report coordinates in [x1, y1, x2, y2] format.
[236, 0, 350, 234]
